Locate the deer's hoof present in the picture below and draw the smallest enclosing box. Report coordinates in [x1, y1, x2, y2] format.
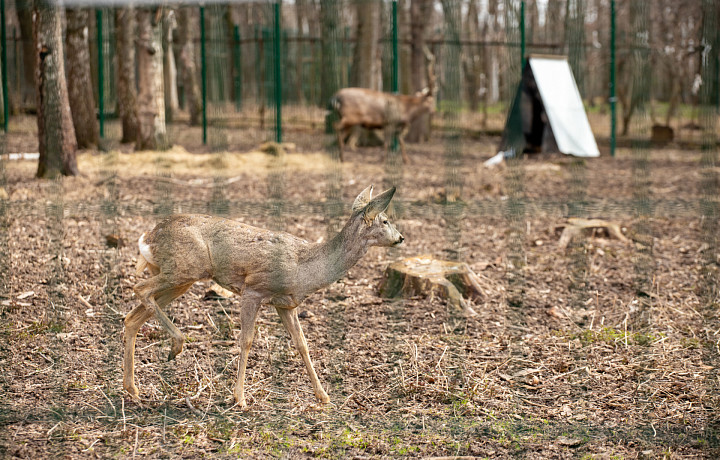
[124, 383, 140, 400]
[234, 391, 249, 410]
[317, 392, 330, 404]
[168, 342, 183, 361]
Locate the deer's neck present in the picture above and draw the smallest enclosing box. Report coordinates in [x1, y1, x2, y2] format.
[299, 219, 369, 293]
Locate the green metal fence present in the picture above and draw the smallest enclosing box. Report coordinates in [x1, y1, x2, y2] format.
[2, 0, 718, 150]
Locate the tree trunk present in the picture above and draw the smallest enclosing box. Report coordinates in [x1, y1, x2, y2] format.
[352, 0, 381, 90]
[115, 7, 138, 143]
[177, 7, 202, 126]
[398, 0, 412, 94]
[17, 0, 36, 111]
[136, 8, 168, 150]
[463, 0, 481, 112]
[406, 0, 432, 142]
[65, 9, 99, 149]
[294, 0, 307, 104]
[162, 11, 179, 123]
[34, 0, 78, 178]
[319, 0, 341, 106]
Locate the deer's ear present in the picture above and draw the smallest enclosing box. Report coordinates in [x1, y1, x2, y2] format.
[363, 187, 396, 224]
[352, 185, 374, 212]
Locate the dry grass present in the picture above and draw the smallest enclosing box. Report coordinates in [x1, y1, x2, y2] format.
[82, 146, 345, 177]
[1, 122, 719, 458]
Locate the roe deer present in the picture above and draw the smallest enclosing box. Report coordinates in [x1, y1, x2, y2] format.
[123, 186, 403, 408]
[329, 48, 436, 164]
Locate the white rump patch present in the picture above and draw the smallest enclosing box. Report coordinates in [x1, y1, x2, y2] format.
[138, 233, 155, 266]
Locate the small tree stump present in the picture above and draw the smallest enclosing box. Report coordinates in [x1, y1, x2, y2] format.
[379, 255, 485, 316]
[556, 218, 630, 249]
[203, 282, 234, 301]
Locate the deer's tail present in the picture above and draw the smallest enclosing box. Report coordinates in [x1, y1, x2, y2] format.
[328, 94, 341, 113]
[135, 233, 157, 276]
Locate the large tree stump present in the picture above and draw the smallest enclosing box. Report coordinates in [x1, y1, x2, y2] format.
[556, 218, 630, 249]
[379, 255, 486, 316]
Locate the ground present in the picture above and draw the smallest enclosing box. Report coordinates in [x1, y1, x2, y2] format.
[1, 116, 719, 458]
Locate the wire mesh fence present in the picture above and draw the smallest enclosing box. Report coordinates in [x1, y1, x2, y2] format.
[1, 0, 720, 457]
[2, 0, 718, 148]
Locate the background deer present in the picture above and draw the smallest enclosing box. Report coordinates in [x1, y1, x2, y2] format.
[330, 49, 436, 164]
[123, 186, 403, 409]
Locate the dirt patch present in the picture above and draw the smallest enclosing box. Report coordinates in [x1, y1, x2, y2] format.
[1, 122, 719, 458]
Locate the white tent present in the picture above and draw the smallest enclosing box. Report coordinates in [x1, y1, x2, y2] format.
[496, 55, 599, 160]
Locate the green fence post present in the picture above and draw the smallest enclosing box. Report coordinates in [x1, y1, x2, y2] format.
[390, 0, 398, 153]
[96, 9, 104, 138]
[610, 0, 616, 157]
[273, 1, 282, 143]
[200, 6, 207, 145]
[233, 25, 242, 111]
[1, 0, 8, 132]
[520, 1, 525, 69]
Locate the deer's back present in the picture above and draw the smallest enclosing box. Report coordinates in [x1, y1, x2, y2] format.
[142, 214, 308, 293]
[334, 88, 389, 127]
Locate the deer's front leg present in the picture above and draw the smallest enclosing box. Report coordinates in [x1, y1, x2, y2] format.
[398, 125, 411, 164]
[234, 292, 263, 409]
[275, 307, 330, 404]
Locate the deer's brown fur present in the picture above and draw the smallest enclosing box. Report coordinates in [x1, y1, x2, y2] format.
[123, 186, 403, 408]
[330, 48, 436, 164]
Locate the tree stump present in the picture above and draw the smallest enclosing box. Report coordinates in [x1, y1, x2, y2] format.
[203, 282, 234, 301]
[379, 255, 486, 316]
[556, 218, 630, 249]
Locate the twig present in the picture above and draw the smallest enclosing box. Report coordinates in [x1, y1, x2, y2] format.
[186, 396, 204, 418]
[121, 397, 126, 432]
[47, 422, 61, 438]
[549, 366, 589, 381]
[434, 346, 448, 370]
[98, 388, 117, 418]
[132, 426, 139, 459]
[78, 293, 94, 310]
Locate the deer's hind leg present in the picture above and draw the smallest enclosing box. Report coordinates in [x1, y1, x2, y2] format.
[123, 276, 194, 399]
[333, 121, 353, 162]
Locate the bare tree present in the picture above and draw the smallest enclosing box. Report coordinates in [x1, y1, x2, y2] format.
[406, 0, 433, 142]
[16, 0, 35, 111]
[163, 10, 179, 123]
[34, 0, 78, 177]
[177, 7, 202, 126]
[352, 0, 381, 90]
[463, 0, 482, 112]
[65, 8, 99, 149]
[616, 0, 651, 136]
[115, 7, 138, 143]
[136, 8, 168, 150]
[320, 0, 342, 106]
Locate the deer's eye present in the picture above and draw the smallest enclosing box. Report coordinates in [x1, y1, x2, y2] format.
[382, 220, 389, 225]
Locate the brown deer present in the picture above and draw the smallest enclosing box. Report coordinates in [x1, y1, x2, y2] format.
[123, 186, 403, 409]
[330, 49, 436, 164]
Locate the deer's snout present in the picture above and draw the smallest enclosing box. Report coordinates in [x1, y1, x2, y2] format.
[396, 234, 404, 245]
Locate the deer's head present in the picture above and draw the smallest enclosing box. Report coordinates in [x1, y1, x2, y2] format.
[352, 186, 404, 247]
